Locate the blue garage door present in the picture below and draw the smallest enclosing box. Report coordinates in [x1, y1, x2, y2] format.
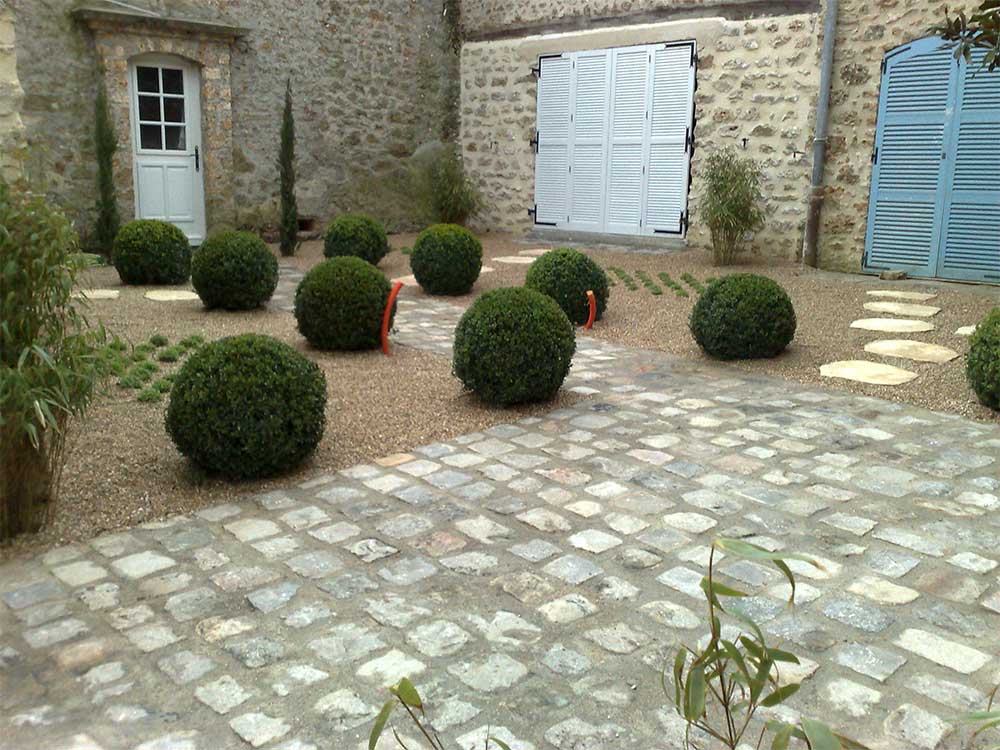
[864, 38, 1000, 283]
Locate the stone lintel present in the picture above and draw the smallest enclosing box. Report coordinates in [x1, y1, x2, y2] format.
[72, 5, 249, 40]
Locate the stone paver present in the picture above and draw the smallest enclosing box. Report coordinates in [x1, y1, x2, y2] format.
[863, 301, 941, 317]
[820, 360, 918, 385]
[2, 296, 999, 750]
[850, 318, 936, 333]
[863, 340, 959, 364]
[143, 290, 200, 302]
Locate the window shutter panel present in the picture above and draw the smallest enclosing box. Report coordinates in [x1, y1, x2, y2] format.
[937, 50, 1000, 281]
[606, 47, 649, 234]
[864, 42, 956, 276]
[644, 44, 695, 234]
[534, 56, 572, 225]
[568, 50, 611, 230]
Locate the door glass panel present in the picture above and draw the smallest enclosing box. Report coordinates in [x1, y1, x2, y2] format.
[164, 126, 186, 151]
[140, 124, 162, 150]
[138, 95, 160, 122]
[162, 68, 184, 95]
[162, 98, 185, 123]
[137, 66, 159, 93]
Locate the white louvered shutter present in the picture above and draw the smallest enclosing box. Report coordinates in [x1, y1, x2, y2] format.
[568, 50, 611, 231]
[643, 44, 695, 234]
[534, 55, 572, 225]
[864, 41, 958, 276]
[605, 46, 650, 235]
[937, 50, 1000, 282]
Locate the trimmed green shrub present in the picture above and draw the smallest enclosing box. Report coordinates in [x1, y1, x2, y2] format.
[690, 273, 796, 360]
[112, 219, 191, 285]
[453, 287, 575, 406]
[410, 224, 482, 295]
[967, 308, 1000, 410]
[295, 257, 394, 350]
[191, 230, 278, 310]
[165, 334, 327, 479]
[323, 213, 388, 266]
[525, 247, 609, 325]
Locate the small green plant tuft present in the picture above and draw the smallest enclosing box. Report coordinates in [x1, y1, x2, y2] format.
[700, 147, 766, 266]
[137, 387, 162, 403]
[608, 267, 639, 291]
[152, 378, 172, 393]
[179, 335, 205, 352]
[108, 337, 128, 352]
[634, 269, 663, 296]
[156, 346, 183, 363]
[149, 334, 168, 347]
[658, 272, 689, 298]
[118, 373, 144, 390]
[680, 272, 706, 295]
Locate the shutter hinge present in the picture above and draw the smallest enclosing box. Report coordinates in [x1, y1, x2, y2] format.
[691, 46, 698, 66]
[686, 127, 694, 152]
[530, 64, 541, 77]
[528, 205, 537, 218]
[530, 131, 539, 153]
[862, 251, 867, 267]
[880, 57, 887, 75]
[871, 146, 878, 164]
[681, 211, 690, 233]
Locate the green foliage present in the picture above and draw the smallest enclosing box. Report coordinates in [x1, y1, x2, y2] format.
[112, 219, 191, 285]
[453, 287, 575, 406]
[108, 337, 128, 352]
[131, 343, 154, 361]
[92, 85, 120, 259]
[152, 378, 172, 393]
[634, 269, 663, 296]
[179, 334, 205, 352]
[427, 147, 482, 226]
[608, 267, 638, 291]
[935, 2, 1000, 70]
[671, 539, 863, 750]
[72, 252, 107, 269]
[118, 373, 144, 390]
[700, 147, 766, 266]
[149, 334, 168, 347]
[525, 247, 610, 325]
[324, 213, 389, 266]
[410, 224, 482, 295]
[690, 274, 796, 360]
[279, 79, 298, 257]
[658, 272, 689, 298]
[137, 387, 162, 403]
[967, 308, 1000, 410]
[680, 272, 706, 295]
[192, 230, 279, 310]
[0, 182, 108, 539]
[156, 346, 183, 363]
[295, 257, 394, 351]
[165, 334, 327, 480]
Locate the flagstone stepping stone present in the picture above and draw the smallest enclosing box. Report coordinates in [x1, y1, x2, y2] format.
[518, 248, 549, 257]
[866, 290, 937, 302]
[72, 289, 119, 300]
[863, 340, 959, 364]
[144, 290, 199, 302]
[955, 325, 977, 337]
[850, 318, 935, 333]
[863, 301, 941, 318]
[493, 256, 536, 265]
[820, 360, 917, 386]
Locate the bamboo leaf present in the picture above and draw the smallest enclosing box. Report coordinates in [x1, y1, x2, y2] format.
[390, 678, 423, 710]
[368, 700, 395, 750]
[801, 718, 841, 750]
[760, 682, 800, 707]
[684, 666, 706, 720]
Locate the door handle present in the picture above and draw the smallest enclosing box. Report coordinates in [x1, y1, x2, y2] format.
[195, 146, 200, 172]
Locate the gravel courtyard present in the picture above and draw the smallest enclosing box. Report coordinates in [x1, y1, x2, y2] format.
[1, 299, 998, 750]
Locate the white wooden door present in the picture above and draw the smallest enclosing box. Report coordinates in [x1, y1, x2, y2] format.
[533, 55, 572, 225]
[567, 49, 611, 232]
[130, 57, 206, 245]
[605, 45, 650, 235]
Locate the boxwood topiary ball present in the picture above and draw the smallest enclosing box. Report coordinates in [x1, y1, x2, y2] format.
[191, 230, 278, 310]
[967, 308, 1000, 411]
[323, 213, 389, 266]
[525, 247, 610, 325]
[690, 273, 796, 360]
[453, 287, 575, 406]
[410, 224, 482, 295]
[165, 334, 326, 479]
[113, 219, 191, 285]
[294, 257, 395, 350]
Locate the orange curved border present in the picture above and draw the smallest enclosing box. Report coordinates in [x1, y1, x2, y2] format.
[585, 290, 596, 330]
[382, 281, 404, 356]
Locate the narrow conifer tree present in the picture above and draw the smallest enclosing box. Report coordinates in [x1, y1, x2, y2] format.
[278, 79, 298, 257]
[93, 85, 120, 258]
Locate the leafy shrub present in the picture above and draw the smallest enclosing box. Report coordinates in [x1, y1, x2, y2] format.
[0, 180, 107, 539]
[323, 213, 388, 266]
[408, 142, 483, 227]
[453, 287, 575, 406]
[967, 309, 1000, 410]
[191, 230, 278, 310]
[112, 219, 191, 285]
[165, 334, 327, 479]
[410, 224, 482, 295]
[294, 257, 394, 350]
[525, 247, 610, 325]
[700, 147, 766, 266]
[690, 274, 796, 360]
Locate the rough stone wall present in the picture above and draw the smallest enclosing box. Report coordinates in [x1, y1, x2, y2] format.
[461, 13, 820, 259]
[10, 0, 454, 234]
[0, 1, 24, 181]
[817, 0, 948, 272]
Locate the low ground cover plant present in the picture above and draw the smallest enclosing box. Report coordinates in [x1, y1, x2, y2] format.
[658, 272, 688, 298]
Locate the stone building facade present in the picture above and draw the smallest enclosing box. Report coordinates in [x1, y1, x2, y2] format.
[0, 1, 24, 182]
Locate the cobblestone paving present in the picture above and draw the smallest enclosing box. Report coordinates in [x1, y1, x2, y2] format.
[3, 297, 1000, 750]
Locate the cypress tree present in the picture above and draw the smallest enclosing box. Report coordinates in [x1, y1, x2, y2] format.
[93, 85, 120, 258]
[278, 78, 298, 257]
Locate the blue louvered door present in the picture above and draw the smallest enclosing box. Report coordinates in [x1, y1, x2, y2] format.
[864, 38, 958, 277]
[865, 38, 1000, 282]
[936, 49, 1000, 282]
